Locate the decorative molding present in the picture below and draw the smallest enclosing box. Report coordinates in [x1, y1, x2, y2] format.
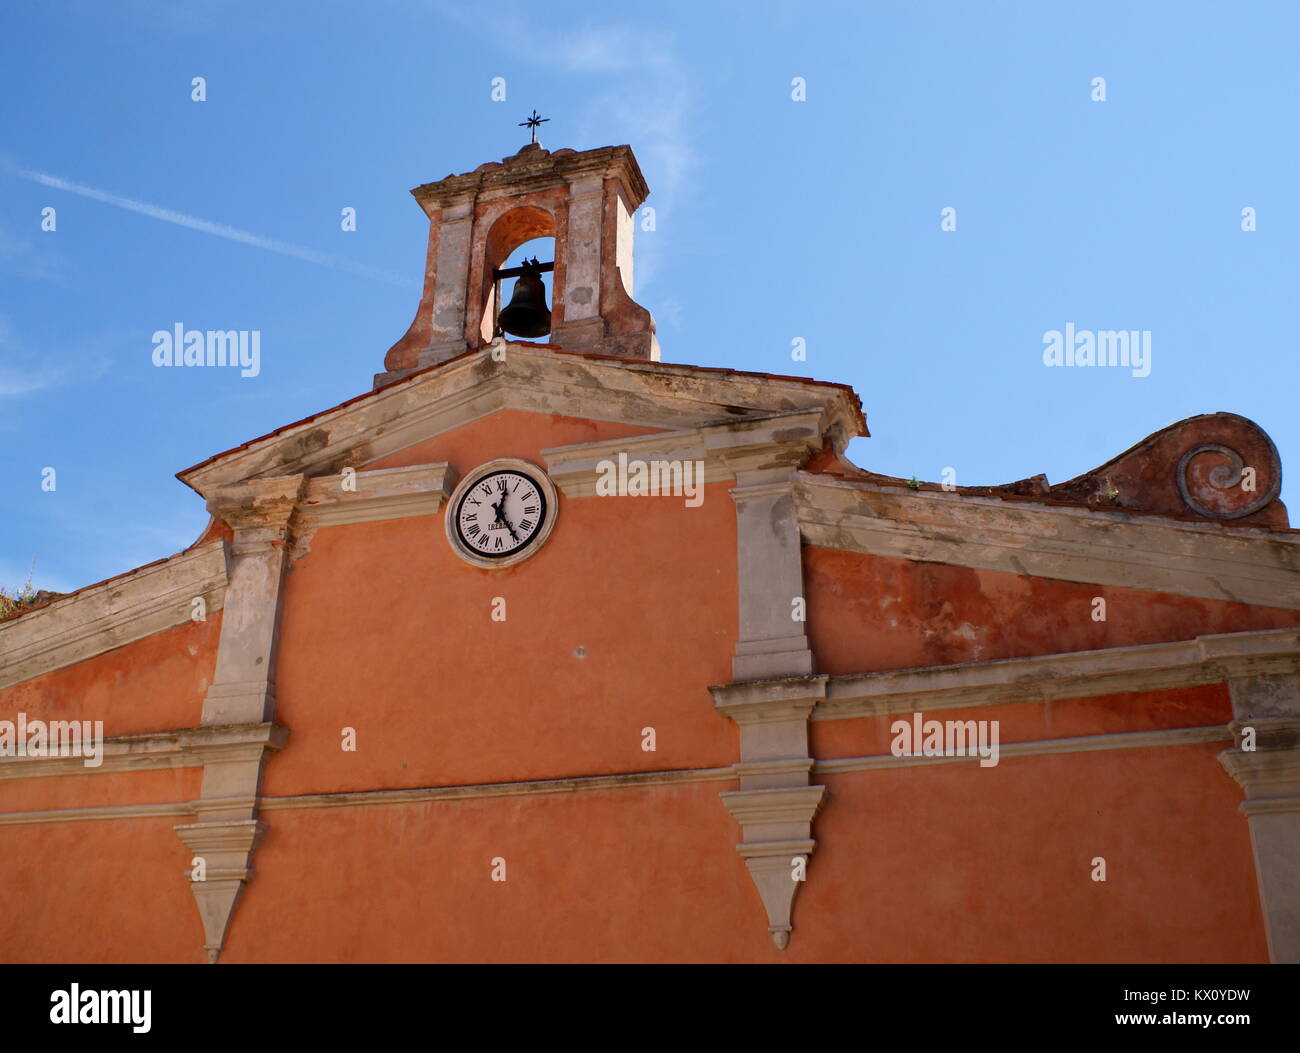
[711, 676, 827, 948]
[0, 542, 229, 691]
[815, 725, 1231, 775]
[261, 765, 735, 811]
[818, 628, 1300, 721]
[295, 463, 457, 529]
[1177, 440, 1282, 521]
[543, 430, 716, 497]
[794, 473, 1300, 611]
[542, 408, 827, 501]
[0, 722, 288, 781]
[0, 721, 1242, 828]
[719, 785, 826, 950]
[174, 819, 267, 964]
[178, 347, 863, 499]
[0, 801, 194, 827]
[0, 765, 736, 827]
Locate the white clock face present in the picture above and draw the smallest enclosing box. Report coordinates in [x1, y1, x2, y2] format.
[450, 465, 552, 565]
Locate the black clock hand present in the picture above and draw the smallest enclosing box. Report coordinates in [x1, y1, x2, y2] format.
[493, 492, 521, 542]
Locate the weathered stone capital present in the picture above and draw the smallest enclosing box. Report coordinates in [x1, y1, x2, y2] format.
[206, 474, 306, 542]
[1220, 745, 1300, 803]
[703, 409, 825, 483]
[710, 675, 829, 724]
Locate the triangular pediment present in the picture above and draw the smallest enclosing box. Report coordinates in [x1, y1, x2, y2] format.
[177, 344, 865, 497]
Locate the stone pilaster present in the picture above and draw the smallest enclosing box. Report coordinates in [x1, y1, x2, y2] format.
[420, 198, 474, 365]
[1219, 668, 1300, 963]
[706, 410, 823, 682]
[176, 474, 302, 963]
[550, 173, 603, 343]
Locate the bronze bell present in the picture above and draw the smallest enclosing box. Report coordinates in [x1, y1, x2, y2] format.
[497, 259, 552, 338]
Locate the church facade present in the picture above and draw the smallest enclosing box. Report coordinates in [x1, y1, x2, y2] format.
[2, 141, 1298, 964]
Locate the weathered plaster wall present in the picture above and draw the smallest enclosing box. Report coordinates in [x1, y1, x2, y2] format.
[804, 545, 1300, 675]
[0, 615, 221, 741]
[810, 683, 1233, 759]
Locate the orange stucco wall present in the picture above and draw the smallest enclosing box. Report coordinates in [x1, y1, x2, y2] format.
[810, 683, 1233, 760]
[804, 545, 1300, 675]
[0, 407, 1281, 963]
[0, 814, 204, 963]
[222, 738, 1261, 964]
[0, 614, 221, 740]
[267, 410, 738, 795]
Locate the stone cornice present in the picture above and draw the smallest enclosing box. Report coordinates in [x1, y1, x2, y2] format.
[816, 725, 1231, 774]
[295, 463, 458, 529]
[178, 348, 863, 497]
[0, 723, 1247, 828]
[411, 143, 651, 215]
[541, 409, 826, 497]
[0, 722, 288, 780]
[795, 473, 1300, 610]
[814, 627, 1300, 721]
[0, 541, 229, 691]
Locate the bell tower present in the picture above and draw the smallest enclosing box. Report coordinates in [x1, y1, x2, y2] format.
[376, 137, 659, 389]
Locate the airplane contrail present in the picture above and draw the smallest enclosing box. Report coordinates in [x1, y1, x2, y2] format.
[6, 163, 417, 288]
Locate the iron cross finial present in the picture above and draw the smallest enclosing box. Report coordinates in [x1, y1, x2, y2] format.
[519, 109, 550, 144]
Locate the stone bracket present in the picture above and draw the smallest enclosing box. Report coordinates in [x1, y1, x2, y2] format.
[712, 676, 828, 947]
[174, 819, 268, 964]
[721, 787, 826, 949]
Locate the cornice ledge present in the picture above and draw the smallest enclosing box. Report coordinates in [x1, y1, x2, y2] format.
[178, 722, 289, 761]
[818, 627, 1300, 721]
[0, 722, 289, 780]
[792, 473, 1300, 610]
[710, 674, 829, 723]
[542, 429, 719, 497]
[1219, 746, 1300, 800]
[295, 463, 458, 528]
[703, 408, 825, 479]
[0, 541, 229, 692]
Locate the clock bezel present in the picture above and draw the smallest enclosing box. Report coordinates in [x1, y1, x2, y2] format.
[444, 457, 559, 569]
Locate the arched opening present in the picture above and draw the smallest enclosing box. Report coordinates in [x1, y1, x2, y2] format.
[479, 206, 557, 343]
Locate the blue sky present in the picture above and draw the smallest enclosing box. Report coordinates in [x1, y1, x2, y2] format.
[1, 0, 1297, 594]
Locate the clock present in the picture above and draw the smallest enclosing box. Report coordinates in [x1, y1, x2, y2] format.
[445, 458, 558, 568]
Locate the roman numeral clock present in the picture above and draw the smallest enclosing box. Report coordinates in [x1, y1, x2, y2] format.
[445, 459, 559, 568]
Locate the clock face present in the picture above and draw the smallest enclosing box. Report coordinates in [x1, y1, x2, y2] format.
[447, 461, 556, 567]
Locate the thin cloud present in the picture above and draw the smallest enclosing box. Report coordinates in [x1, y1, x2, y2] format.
[3, 163, 418, 288]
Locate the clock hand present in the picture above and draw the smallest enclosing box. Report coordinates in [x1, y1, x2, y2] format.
[492, 491, 521, 542]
